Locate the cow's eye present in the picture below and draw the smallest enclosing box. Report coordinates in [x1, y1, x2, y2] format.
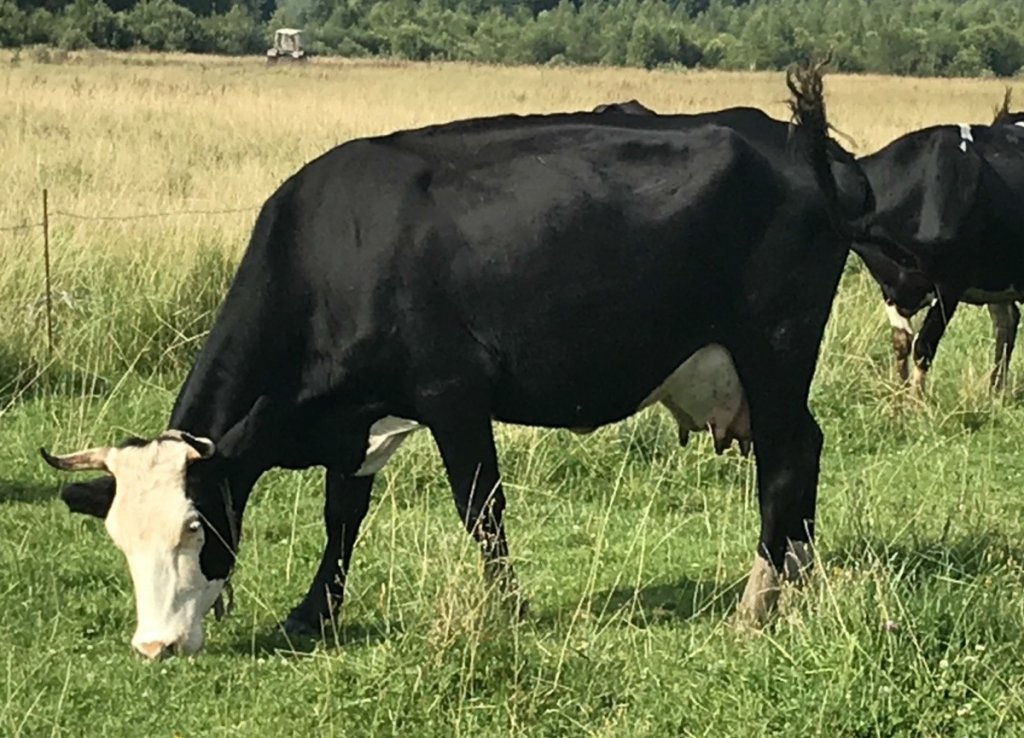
[186, 517, 202, 534]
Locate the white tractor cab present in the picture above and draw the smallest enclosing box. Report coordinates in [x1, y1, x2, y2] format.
[267, 28, 307, 63]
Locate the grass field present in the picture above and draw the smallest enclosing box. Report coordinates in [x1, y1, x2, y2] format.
[2, 50, 1024, 737]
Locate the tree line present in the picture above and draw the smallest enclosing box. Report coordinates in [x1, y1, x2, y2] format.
[3, 0, 1024, 78]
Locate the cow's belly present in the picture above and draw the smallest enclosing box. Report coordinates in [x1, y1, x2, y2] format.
[358, 346, 752, 475]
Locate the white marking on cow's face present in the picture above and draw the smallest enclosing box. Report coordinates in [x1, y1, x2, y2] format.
[355, 416, 422, 476]
[1015, 122, 1024, 129]
[959, 123, 974, 152]
[102, 439, 224, 658]
[641, 344, 750, 455]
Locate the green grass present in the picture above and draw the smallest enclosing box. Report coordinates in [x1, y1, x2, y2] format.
[3, 257, 1024, 737]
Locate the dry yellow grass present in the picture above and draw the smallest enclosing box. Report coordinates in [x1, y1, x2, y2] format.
[0, 50, 1016, 268]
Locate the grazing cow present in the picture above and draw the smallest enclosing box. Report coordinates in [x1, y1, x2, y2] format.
[852, 92, 1024, 392]
[41, 65, 862, 658]
[592, 99, 657, 115]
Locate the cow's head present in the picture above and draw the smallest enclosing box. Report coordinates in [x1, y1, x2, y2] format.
[850, 224, 937, 318]
[591, 99, 657, 116]
[41, 431, 236, 659]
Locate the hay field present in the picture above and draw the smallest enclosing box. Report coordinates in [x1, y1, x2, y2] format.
[2, 50, 1024, 736]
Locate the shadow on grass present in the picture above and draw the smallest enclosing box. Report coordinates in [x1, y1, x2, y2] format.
[0, 478, 57, 505]
[534, 576, 746, 630]
[594, 578, 746, 625]
[219, 618, 405, 657]
[546, 532, 1023, 631]
[824, 530, 1024, 583]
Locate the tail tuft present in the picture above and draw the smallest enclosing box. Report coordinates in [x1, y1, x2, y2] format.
[785, 55, 838, 216]
[993, 87, 1013, 125]
[786, 54, 831, 145]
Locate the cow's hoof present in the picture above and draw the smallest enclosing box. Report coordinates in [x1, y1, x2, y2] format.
[282, 610, 327, 638]
[488, 588, 529, 621]
[911, 365, 928, 395]
[511, 594, 530, 621]
[735, 555, 781, 628]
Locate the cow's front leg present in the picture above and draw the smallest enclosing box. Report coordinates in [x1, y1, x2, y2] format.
[912, 290, 961, 394]
[428, 409, 524, 616]
[285, 471, 373, 636]
[988, 302, 1020, 391]
[737, 403, 822, 625]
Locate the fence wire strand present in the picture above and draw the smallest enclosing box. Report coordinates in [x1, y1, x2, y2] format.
[0, 204, 260, 233]
[52, 205, 260, 222]
[0, 222, 42, 233]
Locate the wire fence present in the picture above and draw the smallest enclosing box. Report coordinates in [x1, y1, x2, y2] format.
[51, 205, 259, 222]
[0, 190, 262, 356]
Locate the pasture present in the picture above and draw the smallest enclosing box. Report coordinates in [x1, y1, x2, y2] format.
[2, 51, 1024, 736]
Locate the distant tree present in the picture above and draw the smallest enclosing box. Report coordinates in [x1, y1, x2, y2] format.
[126, 0, 205, 50]
[201, 3, 262, 53]
[63, 0, 132, 48]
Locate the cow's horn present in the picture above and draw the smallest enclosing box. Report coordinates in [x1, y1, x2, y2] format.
[39, 446, 111, 472]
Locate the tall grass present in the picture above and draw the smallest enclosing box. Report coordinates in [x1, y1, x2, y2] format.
[2, 51, 1024, 736]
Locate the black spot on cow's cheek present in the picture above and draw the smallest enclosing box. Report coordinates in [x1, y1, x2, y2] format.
[186, 464, 236, 581]
[198, 529, 234, 581]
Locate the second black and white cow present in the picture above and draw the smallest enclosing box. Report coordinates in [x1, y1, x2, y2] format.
[852, 94, 1024, 391]
[41, 66, 863, 658]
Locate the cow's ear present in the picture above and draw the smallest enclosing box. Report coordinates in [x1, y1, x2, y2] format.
[61, 476, 116, 519]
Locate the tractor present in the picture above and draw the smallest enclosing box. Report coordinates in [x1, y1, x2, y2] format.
[266, 29, 307, 63]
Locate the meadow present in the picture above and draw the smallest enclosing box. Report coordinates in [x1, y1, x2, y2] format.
[2, 50, 1024, 737]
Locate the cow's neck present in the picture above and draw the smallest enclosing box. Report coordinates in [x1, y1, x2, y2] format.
[169, 255, 307, 525]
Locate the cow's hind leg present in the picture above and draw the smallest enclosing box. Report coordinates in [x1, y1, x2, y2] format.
[736, 399, 822, 625]
[428, 410, 523, 615]
[284, 472, 373, 636]
[989, 302, 1020, 391]
[885, 300, 914, 383]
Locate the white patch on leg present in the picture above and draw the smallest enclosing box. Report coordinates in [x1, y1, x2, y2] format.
[737, 555, 781, 626]
[355, 416, 422, 476]
[640, 344, 750, 454]
[884, 302, 914, 336]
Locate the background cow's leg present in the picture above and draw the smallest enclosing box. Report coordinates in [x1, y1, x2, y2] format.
[884, 300, 914, 382]
[911, 291, 960, 393]
[988, 302, 1020, 391]
[284, 471, 373, 635]
[429, 413, 522, 612]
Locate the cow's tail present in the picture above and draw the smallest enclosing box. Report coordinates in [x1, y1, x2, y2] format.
[785, 57, 841, 225]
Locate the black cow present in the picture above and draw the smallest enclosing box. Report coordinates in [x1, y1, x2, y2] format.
[852, 92, 1024, 391]
[592, 99, 657, 115]
[41, 65, 864, 658]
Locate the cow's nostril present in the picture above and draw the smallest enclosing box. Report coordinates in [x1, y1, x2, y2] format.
[135, 641, 171, 660]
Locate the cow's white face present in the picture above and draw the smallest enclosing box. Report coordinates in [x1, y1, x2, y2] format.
[42, 433, 225, 659]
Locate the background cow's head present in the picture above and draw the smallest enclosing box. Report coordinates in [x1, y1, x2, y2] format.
[41, 431, 235, 659]
[850, 225, 937, 318]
